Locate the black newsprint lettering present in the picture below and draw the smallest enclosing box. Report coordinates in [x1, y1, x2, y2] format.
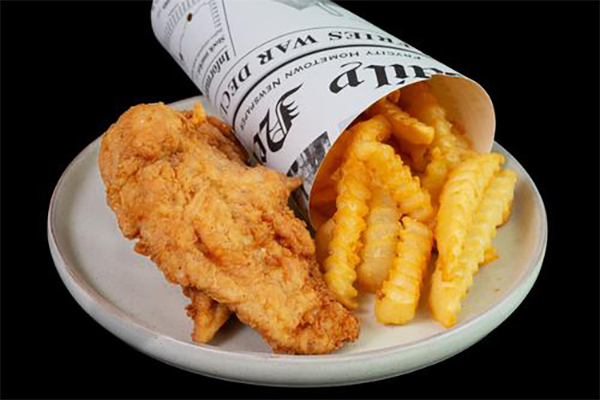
[411, 66, 449, 79]
[411, 65, 429, 79]
[220, 63, 252, 115]
[328, 31, 343, 40]
[253, 134, 267, 163]
[267, 84, 301, 152]
[328, 30, 398, 46]
[365, 65, 390, 88]
[283, 52, 360, 79]
[252, 84, 302, 162]
[232, 44, 437, 128]
[240, 78, 282, 131]
[257, 35, 318, 66]
[329, 61, 365, 94]
[329, 62, 460, 94]
[392, 64, 408, 81]
[377, 35, 394, 44]
[295, 34, 317, 47]
[204, 50, 230, 95]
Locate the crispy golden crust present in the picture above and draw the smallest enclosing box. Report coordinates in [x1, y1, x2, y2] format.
[183, 287, 232, 343]
[99, 103, 359, 354]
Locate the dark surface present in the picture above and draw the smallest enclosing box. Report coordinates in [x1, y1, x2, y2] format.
[2, 2, 599, 399]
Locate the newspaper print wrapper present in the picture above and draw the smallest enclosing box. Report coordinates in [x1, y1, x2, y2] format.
[151, 0, 495, 227]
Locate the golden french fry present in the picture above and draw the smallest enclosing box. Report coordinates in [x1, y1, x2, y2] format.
[401, 83, 472, 151]
[430, 169, 517, 327]
[357, 187, 401, 292]
[400, 82, 445, 123]
[451, 125, 473, 152]
[320, 115, 395, 307]
[323, 159, 371, 309]
[348, 114, 393, 144]
[398, 82, 475, 205]
[314, 82, 518, 328]
[376, 216, 433, 324]
[351, 141, 433, 222]
[315, 217, 336, 267]
[420, 147, 449, 205]
[368, 99, 434, 145]
[397, 138, 429, 173]
[481, 245, 499, 266]
[435, 153, 504, 276]
[500, 179, 516, 226]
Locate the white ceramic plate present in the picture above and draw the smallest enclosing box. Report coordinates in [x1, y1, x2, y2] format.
[48, 96, 547, 387]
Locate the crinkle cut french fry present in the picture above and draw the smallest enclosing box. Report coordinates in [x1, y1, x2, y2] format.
[397, 82, 475, 205]
[435, 154, 504, 277]
[400, 82, 445, 124]
[451, 126, 473, 152]
[481, 245, 499, 266]
[376, 216, 433, 324]
[323, 159, 371, 309]
[367, 99, 434, 145]
[430, 169, 517, 327]
[421, 145, 475, 207]
[449, 169, 517, 279]
[397, 138, 429, 173]
[351, 141, 433, 222]
[499, 177, 517, 226]
[357, 188, 401, 292]
[349, 114, 393, 144]
[401, 82, 455, 150]
[401, 82, 473, 158]
[315, 217, 335, 267]
[420, 147, 449, 205]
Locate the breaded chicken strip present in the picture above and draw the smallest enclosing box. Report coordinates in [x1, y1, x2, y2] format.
[179, 105, 244, 344]
[183, 287, 232, 343]
[99, 103, 359, 354]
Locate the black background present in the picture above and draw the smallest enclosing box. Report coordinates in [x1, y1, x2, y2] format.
[2, 1, 599, 399]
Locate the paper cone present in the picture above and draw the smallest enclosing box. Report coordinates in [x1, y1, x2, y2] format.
[151, 0, 495, 226]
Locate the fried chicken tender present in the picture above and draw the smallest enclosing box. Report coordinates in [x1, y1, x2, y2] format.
[183, 287, 232, 343]
[180, 104, 247, 344]
[99, 103, 359, 354]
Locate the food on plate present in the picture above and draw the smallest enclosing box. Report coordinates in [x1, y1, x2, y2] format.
[430, 168, 518, 327]
[366, 98, 434, 145]
[356, 187, 401, 293]
[315, 217, 335, 266]
[99, 103, 359, 354]
[183, 287, 231, 343]
[375, 216, 433, 324]
[400, 82, 475, 205]
[482, 245, 499, 266]
[323, 158, 371, 309]
[353, 141, 434, 222]
[310, 80, 517, 327]
[434, 154, 504, 277]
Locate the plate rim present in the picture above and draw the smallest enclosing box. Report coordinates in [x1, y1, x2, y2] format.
[47, 96, 548, 370]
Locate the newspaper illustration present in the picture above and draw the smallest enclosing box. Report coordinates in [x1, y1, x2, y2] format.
[151, 0, 495, 223]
